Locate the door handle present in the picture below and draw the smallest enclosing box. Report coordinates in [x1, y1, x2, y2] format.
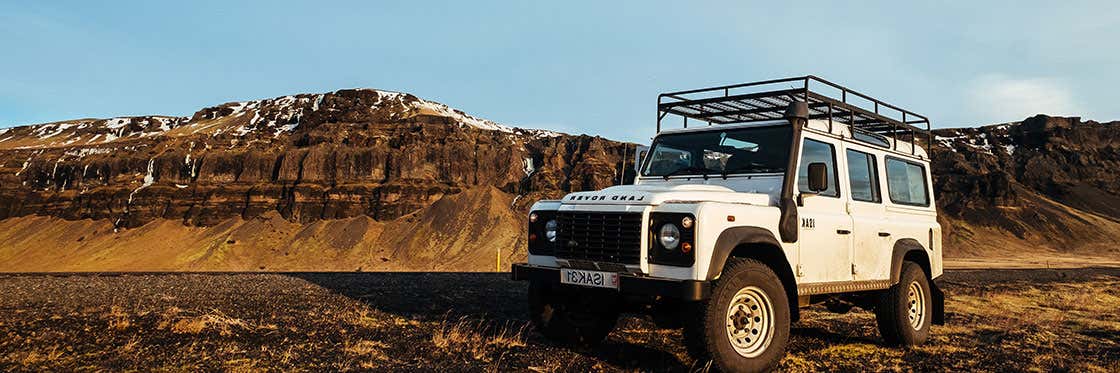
[836, 229, 851, 235]
[878, 232, 891, 237]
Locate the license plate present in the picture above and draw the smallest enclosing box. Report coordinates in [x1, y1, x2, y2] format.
[560, 268, 620, 289]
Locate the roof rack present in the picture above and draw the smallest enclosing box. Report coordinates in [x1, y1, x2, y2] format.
[656, 76, 932, 155]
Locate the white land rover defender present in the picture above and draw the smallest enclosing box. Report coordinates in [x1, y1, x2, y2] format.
[511, 76, 944, 372]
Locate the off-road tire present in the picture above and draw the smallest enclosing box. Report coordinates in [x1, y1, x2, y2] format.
[528, 280, 619, 347]
[683, 258, 790, 373]
[875, 261, 932, 346]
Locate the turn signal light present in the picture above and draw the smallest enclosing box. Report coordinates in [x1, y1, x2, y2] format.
[727, 215, 735, 222]
[529, 233, 537, 241]
[681, 242, 692, 253]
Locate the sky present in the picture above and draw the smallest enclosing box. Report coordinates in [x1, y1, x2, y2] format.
[1, 1, 1117, 143]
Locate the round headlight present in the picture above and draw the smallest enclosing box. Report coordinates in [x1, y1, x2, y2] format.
[659, 223, 680, 250]
[545, 219, 558, 242]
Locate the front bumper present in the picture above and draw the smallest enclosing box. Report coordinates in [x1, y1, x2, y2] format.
[511, 263, 711, 301]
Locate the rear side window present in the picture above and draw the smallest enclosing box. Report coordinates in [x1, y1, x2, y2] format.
[846, 149, 881, 203]
[885, 158, 929, 206]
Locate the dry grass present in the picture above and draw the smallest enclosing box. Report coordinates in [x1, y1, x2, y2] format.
[775, 276, 1120, 372]
[105, 305, 131, 331]
[343, 339, 392, 366]
[170, 310, 252, 336]
[1, 271, 1117, 371]
[952, 279, 1120, 330]
[342, 307, 386, 329]
[431, 316, 528, 361]
[119, 336, 141, 354]
[3, 345, 66, 370]
[222, 357, 261, 373]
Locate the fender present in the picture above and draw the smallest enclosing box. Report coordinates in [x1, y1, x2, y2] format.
[890, 238, 928, 284]
[706, 226, 801, 322]
[705, 226, 783, 280]
[892, 238, 944, 325]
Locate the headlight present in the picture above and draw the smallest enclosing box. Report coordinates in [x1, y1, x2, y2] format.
[527, 210, 556, 255]
[659, 223, 680, 250]
[545, 220, 558, 242]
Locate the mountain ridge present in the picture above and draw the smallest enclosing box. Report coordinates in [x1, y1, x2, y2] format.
[932, 115, 1120, 259]
[0, 89, 1117, 270]
[0, 88, 563, 151]
[0, 88, 632, 224]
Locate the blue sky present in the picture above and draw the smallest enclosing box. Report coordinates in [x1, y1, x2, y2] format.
[1, 1, 1117, 142]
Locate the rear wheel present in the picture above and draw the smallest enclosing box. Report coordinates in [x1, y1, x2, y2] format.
[683, 258, 790, 373]
[528, 280, 619, 347]
[875, 261, 932, 346]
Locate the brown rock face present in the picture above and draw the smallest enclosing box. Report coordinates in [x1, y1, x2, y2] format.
[2, 89, 1117, 270]
[932, 115, 1120, 256]
[0, 90, 636, 229]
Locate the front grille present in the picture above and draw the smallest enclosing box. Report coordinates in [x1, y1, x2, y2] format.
[555, 211, 643, 265]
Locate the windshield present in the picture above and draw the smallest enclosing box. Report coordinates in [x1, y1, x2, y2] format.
[642, 125, 792, 177]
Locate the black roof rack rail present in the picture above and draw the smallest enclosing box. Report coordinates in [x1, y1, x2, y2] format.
[656, 76, 932, 156]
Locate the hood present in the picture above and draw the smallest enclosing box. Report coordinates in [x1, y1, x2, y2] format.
[560, 184, 771, 206]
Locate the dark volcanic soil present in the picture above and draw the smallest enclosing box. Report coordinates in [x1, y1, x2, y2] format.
[1, 269, 1118, 372]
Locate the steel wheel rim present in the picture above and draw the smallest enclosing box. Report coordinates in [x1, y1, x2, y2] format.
[907, 281, 926, 330]
[724, 286, 774, 358]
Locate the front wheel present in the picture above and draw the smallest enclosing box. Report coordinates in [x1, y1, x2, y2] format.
[527, 280, 619, 347]
[684, 258, 790, 373]
[875, 261, 932, 346]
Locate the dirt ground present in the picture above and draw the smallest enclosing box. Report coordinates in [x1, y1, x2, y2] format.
[1, 269, 1118, 372]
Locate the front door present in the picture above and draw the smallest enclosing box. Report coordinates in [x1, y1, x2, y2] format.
[796, 137, 854, 283]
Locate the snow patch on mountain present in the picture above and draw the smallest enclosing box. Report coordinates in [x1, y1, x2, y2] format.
[935, 121, 1022, 156]
[4, 88, 564, 151]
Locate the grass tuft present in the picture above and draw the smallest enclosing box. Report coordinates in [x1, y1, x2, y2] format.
[431, 316, 528, 361]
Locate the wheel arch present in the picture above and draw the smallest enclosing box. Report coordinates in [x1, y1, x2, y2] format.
[708, 226, 800, 322]
[890, 238, 944, 325]
[891, 238, 931, 284]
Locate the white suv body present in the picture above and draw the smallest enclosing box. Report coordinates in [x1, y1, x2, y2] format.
[523, 118, 941, 290]
[513, 77, 944, 372]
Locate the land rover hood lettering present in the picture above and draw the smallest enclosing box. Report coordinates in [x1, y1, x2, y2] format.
[568, 194, 645, 201]
[559, 184, 773, 206]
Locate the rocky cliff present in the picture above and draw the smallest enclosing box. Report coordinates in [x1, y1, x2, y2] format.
[0, 90, 1116, 270]
[0, 90, 637, 271]
[0, 90, 635, 229]
[932, 115, 1120, 259]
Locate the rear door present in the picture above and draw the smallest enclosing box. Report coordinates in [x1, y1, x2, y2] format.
[795, 136, 854, 283]
[843, 146, 890, 281]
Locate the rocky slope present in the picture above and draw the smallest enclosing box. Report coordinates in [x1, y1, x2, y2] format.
[0, 90, 636, 271]
[0, 89, 1117, 270]
[932, 115, 1120, 259]
[0, 90, 635, 226]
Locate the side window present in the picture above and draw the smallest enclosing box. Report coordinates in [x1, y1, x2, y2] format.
[798, 139, 839, 197]
[845, 149, 881, 203]
[885, 158, 930, 206]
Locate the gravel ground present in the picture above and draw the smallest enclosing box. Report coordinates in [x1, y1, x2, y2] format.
[1, 269, 1118, 372]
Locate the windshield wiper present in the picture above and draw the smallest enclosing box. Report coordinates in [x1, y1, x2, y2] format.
[662, 166, 719, 180]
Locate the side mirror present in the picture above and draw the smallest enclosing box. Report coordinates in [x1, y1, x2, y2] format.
[807, 162, 828, 192]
